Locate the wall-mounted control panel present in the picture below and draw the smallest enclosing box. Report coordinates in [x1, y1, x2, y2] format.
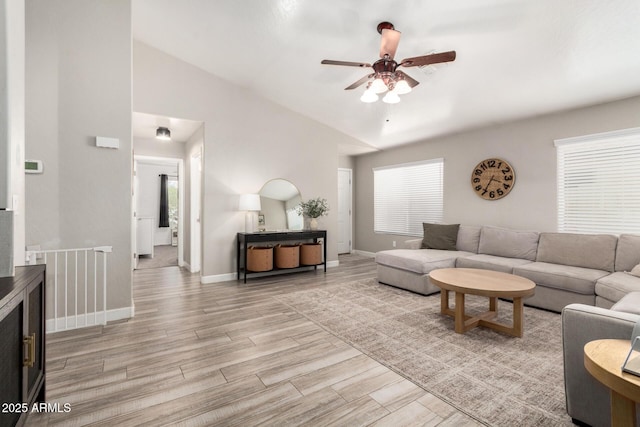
[25, 159, 43, 174]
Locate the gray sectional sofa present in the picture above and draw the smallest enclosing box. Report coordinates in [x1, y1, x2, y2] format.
[375, 225, 640, 312]
[377, 225, 640, 427]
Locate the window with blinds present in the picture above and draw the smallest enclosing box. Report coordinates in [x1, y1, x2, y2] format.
[373, 158, 443, 236]
[556, 127, 640, 234]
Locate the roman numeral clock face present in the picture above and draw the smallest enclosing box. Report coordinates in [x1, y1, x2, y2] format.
[471, 158, 515, 200]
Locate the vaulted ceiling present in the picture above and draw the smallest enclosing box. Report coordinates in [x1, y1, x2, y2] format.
[132, 0, 640, 155]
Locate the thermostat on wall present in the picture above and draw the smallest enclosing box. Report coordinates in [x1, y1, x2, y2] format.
[25, 159, 44, 174]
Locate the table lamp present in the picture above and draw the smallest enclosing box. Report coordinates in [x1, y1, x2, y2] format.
[239, 194, 261, 232]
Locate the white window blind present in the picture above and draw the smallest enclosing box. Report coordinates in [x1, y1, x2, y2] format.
[374, 158, 443, 236]
[556, 127, 640, 234]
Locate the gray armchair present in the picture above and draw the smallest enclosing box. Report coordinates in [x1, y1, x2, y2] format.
[562, 303, 639, 426]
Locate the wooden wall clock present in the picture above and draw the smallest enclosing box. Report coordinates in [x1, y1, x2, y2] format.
[471, 158, 515, 200]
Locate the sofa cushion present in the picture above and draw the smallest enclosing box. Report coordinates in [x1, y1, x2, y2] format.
[477, 226, 539, 261]
[595, 272, 640, 304]
[514, 262, 610, 295]
[403, 239, 423, 250]
[421, 223, 459, 250]
[456, 225, 481, 253]
[536, 232, 617, 272]
[631, 264, 640, 278]
[375, 249, 473, 275]
[611, 291, 640, 315]
[616, 234, 640, 272]
[455, 254, 533, 274]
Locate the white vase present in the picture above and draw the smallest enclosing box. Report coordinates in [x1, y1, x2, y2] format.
[309, 218, 318, 230]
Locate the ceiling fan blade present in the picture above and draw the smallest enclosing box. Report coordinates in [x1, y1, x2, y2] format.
[399, 51, 457, 68]
[395, 70, 419, 88]
[321, 59, 372, 68]
[379, 28, 401, 59]
[344, 74, 374, 90]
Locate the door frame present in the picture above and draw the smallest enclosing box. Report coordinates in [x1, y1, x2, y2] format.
[132, 155, 185, 268]
[337, 168, 353, 254]
[190, 149, 202, 273]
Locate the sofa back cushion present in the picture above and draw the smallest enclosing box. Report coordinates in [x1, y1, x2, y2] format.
[456, 225, 481, 253]
[477, 226, 539, 261]
[536, 232, 617, 272]
[614, 234, 640, 272]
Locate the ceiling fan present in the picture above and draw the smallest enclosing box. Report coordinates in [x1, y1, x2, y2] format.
[321, 22, 456, 104]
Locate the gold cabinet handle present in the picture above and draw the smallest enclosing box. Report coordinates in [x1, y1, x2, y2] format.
[23, 333, 35, 367]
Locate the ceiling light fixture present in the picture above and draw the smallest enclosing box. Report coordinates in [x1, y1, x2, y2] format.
[156, 127, 171, 140]
[360, 54, 413, 104]
[382, 90, 401, 104]
[360, 84, 379, 103]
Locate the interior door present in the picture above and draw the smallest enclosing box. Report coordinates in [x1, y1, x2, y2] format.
[337, 168, 352, 254]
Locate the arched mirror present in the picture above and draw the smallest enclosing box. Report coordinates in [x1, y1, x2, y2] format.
[258, 179, 303, 231]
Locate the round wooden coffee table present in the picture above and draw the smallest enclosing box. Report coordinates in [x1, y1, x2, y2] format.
[428, 268, 536, 337]
[584, 339, 640, 427]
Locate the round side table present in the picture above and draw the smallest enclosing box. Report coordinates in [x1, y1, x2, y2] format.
[584, 339, 640, 427]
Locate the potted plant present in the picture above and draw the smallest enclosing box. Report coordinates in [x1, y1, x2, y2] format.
[296, 197, 329, 230]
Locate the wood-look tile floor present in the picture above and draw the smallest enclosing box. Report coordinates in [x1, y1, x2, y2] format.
[26, 255, 482, 427]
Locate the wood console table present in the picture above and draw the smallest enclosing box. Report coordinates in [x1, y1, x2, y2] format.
[237, 230, 327, 283]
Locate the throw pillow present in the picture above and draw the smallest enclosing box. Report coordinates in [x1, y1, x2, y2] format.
[421, 223, 460, 251]
[629, 264, 640, 278]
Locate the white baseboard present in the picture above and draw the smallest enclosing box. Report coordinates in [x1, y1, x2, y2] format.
[46, 305, 134, 334]
[201, 273, 237, 284]
[327, 260, 340, 268]
[353, 250, 376, 258]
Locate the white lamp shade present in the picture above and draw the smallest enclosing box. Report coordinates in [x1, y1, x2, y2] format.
[239, 194, 261, 211]
[383, 91, 401, 104]
[394, 79, 412, 95]
[371, 78, 388, 94]
[360, 89, 379, 103]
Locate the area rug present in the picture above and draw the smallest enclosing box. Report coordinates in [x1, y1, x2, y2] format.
[276, 278, 572, 426]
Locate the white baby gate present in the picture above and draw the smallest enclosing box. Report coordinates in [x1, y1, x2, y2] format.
[26, 246, 112, 333]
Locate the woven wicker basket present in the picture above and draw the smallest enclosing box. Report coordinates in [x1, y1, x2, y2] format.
[275, 244, 300, 269]
[300, 243, 322, 265]
[247, 246, 273, 272]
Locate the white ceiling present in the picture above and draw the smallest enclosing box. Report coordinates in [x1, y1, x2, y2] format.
[132, 0, 640, 155]
[132, 112, 202, 143]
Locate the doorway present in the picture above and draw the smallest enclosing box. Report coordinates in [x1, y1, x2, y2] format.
[337, 168, 352, 254]
[134, 155, 184, 269]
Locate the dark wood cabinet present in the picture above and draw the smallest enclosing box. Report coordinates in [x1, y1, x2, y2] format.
[0, 265, 46, 427]
[237, 230, 327, 283]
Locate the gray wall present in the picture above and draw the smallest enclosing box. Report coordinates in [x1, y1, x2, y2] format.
[355, 95, 640, 253]
[133, 41, 363, 280]
[338, 155, 355, 170]
[25, 0, 132, 312]
[0, 0, 7, 210]
[134, 136, 186, 159]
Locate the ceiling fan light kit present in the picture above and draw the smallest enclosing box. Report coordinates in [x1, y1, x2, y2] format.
[322, 21, 456, 104]
[382, 91, 401, 104]
[360, 88, 379, 103]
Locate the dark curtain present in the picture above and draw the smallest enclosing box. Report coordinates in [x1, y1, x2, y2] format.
[159, 174, 170, 228]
